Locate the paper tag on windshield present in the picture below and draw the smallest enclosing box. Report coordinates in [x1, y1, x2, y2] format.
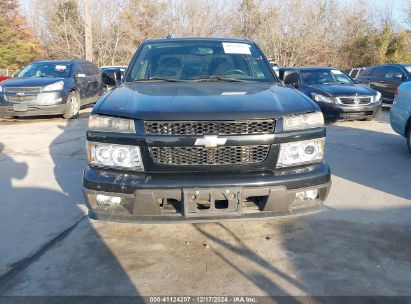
[55, 65, 67, 71]
[222, 43, 251, 54]
[331, 69, 343, 75]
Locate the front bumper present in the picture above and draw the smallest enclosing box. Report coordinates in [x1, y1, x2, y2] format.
[82, 161, 331, 223]
[0, 104, 67, 117]
[318, 102, 382, 121]
[0, 91, 68, 117]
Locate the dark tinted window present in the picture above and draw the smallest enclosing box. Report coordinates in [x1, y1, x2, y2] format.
[84, 62, 99, 76]
[350, 70, 359, 78]
[362, 67, 374, 76]
[74, 64, 85, 76]
[386, 66, 404, 78]
[371, 66, 388, 77]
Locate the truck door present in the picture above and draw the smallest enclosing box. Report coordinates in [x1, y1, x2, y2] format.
[384, 66, 406, 102]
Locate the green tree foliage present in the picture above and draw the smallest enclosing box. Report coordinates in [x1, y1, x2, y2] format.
[342, 24, 409, 68]
[0, 0, 43, 69]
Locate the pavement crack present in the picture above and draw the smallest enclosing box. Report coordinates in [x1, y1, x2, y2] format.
[0, 215, 87, 290]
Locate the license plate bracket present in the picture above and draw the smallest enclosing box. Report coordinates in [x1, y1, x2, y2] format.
[13, 104, 28, 112]
[183, 188, 242, 217]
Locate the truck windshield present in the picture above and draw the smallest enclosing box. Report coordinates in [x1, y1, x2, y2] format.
[17, 62, 73, 78]
[126, 41, 276, 82]
[300, 69, 353, 85]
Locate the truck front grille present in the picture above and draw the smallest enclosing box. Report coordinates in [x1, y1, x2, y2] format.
[144, 120, 275, 136]
[149, 145, 270, 166]
[336, 96, 372, 105]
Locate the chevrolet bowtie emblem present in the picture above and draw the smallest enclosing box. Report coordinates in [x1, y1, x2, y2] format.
[195, 135, 227, 148]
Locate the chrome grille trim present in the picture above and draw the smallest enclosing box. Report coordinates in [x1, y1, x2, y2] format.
[4, 87, 42, 93]
[336, 96, 374, 106]
[149, 145, 270, 165]
[5, 95, 38, 102]
[144, 120, 275, 136]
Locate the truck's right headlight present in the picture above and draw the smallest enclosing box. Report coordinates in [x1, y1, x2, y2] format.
[277, 138, 324, 168]
[87, 142, 144, 171]
[283, 112, 324, 131]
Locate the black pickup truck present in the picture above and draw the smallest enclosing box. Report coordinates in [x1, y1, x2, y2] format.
[83, 37, 331, 222]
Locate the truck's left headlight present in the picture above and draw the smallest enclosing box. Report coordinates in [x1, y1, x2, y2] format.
[277, 138, 324, 168]
[87, 142, 144, 171]
[89, 115, 136, 133]
[283, 112, 324, 131]
[43, 81, 64, 91]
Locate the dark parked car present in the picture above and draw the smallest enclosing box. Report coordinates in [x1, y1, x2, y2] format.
[279, 67, 382, 121]
[356, 64, 411, 105]
[83, 37, 331, 222]
[0, 60, 103, 119]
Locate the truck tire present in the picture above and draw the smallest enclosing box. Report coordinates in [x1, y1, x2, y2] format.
[63, 91, 80, 119]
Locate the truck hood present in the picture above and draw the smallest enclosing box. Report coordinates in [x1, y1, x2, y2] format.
[305, 83, 377, 97]
[1, 77, 65, 87]
[96, 82, 317, 120]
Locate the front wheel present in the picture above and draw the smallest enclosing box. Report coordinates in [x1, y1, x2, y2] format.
[63, 91, 80, 119]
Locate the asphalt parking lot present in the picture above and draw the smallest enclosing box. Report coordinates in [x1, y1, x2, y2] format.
[0, 109, 410, 297]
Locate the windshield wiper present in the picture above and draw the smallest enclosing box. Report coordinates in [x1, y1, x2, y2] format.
[191, 76, 245, 82]
[133, 77, 182, 82]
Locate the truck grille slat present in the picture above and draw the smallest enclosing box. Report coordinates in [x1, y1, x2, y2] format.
[149, 145, 270, 165]
[145, 120, 275, 136]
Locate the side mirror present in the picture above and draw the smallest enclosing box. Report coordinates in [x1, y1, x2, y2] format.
[354, 79, 361, 84]
[286, 82, 298, 88]
[102, 68, 122, 86]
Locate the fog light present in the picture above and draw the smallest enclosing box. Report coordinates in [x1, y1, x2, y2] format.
[305, 189, 318, 200]
[295, 189, 318, 201]
[96, 194, 122, 207]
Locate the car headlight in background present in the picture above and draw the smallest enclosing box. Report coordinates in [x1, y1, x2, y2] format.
[277, 138, 325, 168]
[374, 91, 381, 102]
[87, 142, 144, 170]
[43, 81, 64, 91]
[311, 93, 334, 103]
[283, 112, 324, 131]
[88, 115, 136, 133]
